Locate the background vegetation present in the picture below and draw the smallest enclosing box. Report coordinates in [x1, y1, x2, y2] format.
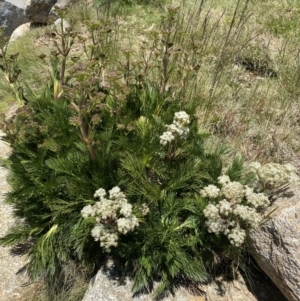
[2, 0, 300, 163]
[1, 0, 300, 300]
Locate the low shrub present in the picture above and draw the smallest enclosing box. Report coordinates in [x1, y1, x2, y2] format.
[0, 2, 298, 300]
[1, 79, 225, 297]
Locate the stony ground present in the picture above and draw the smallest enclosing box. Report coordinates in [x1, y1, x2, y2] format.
[0, 130, 43, 301]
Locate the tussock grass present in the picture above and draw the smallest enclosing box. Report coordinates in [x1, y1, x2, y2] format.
[172, 0, 300, 163]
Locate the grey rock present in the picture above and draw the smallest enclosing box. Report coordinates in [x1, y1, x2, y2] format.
[205, 275, 257, 301]
[24, 0, 57, 23]
[52, 0, 71, 9]
[3, 0, 26, 9]
[81, 262, 199, 301]
[53, 17, 69, 33]
[248, 185, 300, 301]
[49, 0, 75, 21]
[0, 0, 27, 36]
[81, 262, 260, 301]
[9, 21, 30, 42]
[1, 0, 75, 38]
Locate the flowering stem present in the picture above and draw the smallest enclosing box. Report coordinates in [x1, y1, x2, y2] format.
[78, 95, 97, 162]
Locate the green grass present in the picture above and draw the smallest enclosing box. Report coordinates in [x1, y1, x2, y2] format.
[176, 0, 300, 162]
[2, 0, 300, 160]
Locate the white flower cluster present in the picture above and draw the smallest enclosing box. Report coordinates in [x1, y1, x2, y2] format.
[159, 111, 190, 145]
[227, 228, 246, 247]
[221, 181, 244, 201]
[81, 187, 149, 251]
[200, 185, 220, 198]
[247, 162, 299, 189]
[202, 176, 270, 247]
[91, 224, 119, 248]
[140, 203, 150, 215]
[244, 186, 269, 208]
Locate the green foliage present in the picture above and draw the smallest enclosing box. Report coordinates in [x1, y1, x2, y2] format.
[264, 6, 300, 37]
[1, 78, 226, 296]
[226, 156, 244, 182]
[0, 2, 257, 300]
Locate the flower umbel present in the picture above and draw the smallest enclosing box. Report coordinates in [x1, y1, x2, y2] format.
[81, 186, 148, 251]
[245, 162, 299, 190]
[160, 111, 190, 145]
[202, 175, 271, 247]
[200, 185, 220, 198]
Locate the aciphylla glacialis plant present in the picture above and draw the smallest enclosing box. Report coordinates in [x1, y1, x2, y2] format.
[0, 3, 299, 300]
